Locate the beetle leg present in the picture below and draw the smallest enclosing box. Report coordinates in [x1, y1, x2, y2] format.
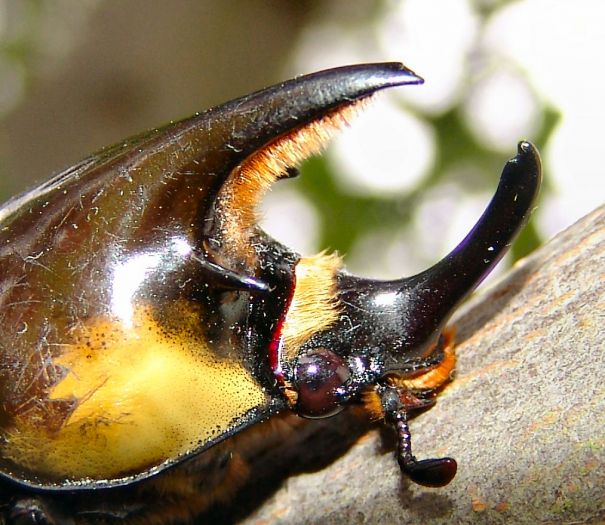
[381, 386, 457, 488]
[396, 389, 437, 410]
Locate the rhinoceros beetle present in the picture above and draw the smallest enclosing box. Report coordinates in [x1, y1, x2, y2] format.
[0, 63, 541, 524]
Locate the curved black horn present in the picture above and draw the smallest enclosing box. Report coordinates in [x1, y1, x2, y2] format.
[394, 141, 542, 359]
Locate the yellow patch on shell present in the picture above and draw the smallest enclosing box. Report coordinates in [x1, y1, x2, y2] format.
[3, 304, 268, 482]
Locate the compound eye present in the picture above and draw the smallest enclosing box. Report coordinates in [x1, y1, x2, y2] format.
[294, 348, 350, 418]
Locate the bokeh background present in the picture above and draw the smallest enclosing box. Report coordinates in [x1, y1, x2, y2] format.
[1, 0, 603, 281]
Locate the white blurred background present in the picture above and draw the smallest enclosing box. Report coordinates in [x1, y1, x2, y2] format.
[1, 0, 603, 280]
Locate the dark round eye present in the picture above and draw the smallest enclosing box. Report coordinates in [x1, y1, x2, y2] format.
[293, 348, 350, 419]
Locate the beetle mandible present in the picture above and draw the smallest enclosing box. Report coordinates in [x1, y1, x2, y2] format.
[0, 63, 541, 524]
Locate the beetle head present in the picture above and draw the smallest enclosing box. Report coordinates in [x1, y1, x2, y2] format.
[0, 62, 540, 493]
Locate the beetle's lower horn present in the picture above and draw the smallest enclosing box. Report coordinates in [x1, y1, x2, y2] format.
[396, 141, 542, 354]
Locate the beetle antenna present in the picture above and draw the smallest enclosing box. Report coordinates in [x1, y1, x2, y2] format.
[381, 386, 457, 487]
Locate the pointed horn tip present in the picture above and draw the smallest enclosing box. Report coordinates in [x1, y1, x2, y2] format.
[514, 140, 541, 167]
[502, 140, 542, 193]
[377, 62, 424, 87]
[392, 62, 424, 85]
[330, 62, 424, 95]
[518, 140, 534, 154]
[517, 140, 538, 157]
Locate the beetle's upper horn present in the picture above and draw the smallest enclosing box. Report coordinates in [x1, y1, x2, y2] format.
[127, 62, 423, 193]
[197, 62, 423, 174]
[390, 141, 542, 359]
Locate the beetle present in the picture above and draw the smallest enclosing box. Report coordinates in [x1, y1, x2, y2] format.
[0, 62, 541, 524]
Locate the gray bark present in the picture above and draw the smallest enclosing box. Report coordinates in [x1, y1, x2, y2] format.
[238, 206, 605, 524]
